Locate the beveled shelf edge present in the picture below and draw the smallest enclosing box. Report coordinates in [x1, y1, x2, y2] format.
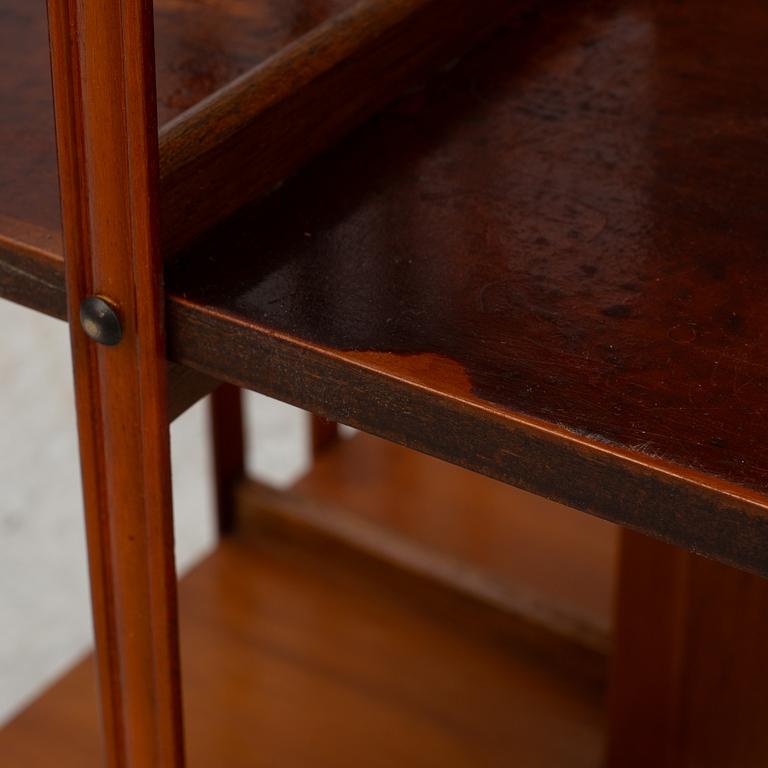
[167, 298, 768, 579]
[157, 0, 517, 256]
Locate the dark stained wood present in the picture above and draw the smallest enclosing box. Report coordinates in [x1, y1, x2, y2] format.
[167, 0, 768, 576]
[311, 414, 339, 456]
[0, 0, 516, 422]
[1, 0, 514, 276]
[0, 507, 605, 767]
[0, 0, 356, 259]
[608, 529, 768, 768]
[606, 530, 688, 768]
[0, 0, 355, 420]
[246, 431, 616, 650]
[47, 0, 183, 763]
[158, 0, 523, 255]
[209, 384, 246, 534]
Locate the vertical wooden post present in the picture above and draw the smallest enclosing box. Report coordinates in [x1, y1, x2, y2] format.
[608, 529, 768, 768]
[209, 384, 245, 534]
[311, 414, 339, 457]
[47, 0, 185, 765]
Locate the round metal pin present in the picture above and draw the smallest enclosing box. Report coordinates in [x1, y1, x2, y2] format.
[79, 295, 123, 346]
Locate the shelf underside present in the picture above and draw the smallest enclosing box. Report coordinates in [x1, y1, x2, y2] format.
[3, 0, 768, 573]
[0, 493, 605, 766]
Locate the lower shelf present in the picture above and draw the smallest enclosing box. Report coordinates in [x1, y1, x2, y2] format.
[256, 431, 617, 651]
[0, 498, 605, 766]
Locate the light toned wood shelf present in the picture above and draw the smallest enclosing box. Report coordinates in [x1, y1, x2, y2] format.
[0, 483, 606, 767]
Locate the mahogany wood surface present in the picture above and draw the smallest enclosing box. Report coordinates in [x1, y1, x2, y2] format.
[167, 0, 768, 575]
[608, 530, 768, 768]
[0, 508, 605, 767]
[0, 0, 356, 316]
[1, 0, 514, 290]
[249, 431, 617, 649]
[47, 0, 184, 763]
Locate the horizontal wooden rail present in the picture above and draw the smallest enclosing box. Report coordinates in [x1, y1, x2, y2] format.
[158, 0, 517, 255]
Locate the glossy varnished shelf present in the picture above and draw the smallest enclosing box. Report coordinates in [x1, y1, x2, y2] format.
[166, 0, 768, 575]
[245, 431, 617, 650]
[0, 501, 605, 767]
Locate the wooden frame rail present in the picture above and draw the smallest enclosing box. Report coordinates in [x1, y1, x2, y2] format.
[158, 0, 517, 254]
[47, 0, 185, 763]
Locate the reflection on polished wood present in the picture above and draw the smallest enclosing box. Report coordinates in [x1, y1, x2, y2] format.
[167, 0, 768, 575]
[248, 431, 617, 650]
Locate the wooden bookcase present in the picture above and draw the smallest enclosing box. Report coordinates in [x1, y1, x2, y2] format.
[1, 0, 767, 765]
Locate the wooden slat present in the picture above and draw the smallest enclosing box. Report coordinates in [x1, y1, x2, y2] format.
[157, 0, 519, 255]
[47, 0, 184, 763]
[166, 0, 768, 577]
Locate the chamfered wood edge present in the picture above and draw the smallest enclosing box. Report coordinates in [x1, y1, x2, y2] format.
[166, 300, 768, 579]
[0, 240, 67, 319]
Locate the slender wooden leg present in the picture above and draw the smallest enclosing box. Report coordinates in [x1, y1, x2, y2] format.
[608, 528, 768, 768]
[210, 384, 246, 535]
[47, 0, 184, 765]
[311, 414, 339, 457]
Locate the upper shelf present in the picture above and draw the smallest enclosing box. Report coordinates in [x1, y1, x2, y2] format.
[0, 0, 512, 312]
[0, 0, 355, 272]
[166, 0, 768, 575]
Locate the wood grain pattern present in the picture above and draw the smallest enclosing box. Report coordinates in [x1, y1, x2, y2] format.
[47, 0, 183, 763]
[0, 508, 605, 767]
[167, 0, 768, 575]
[608, 530, 768, 768]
